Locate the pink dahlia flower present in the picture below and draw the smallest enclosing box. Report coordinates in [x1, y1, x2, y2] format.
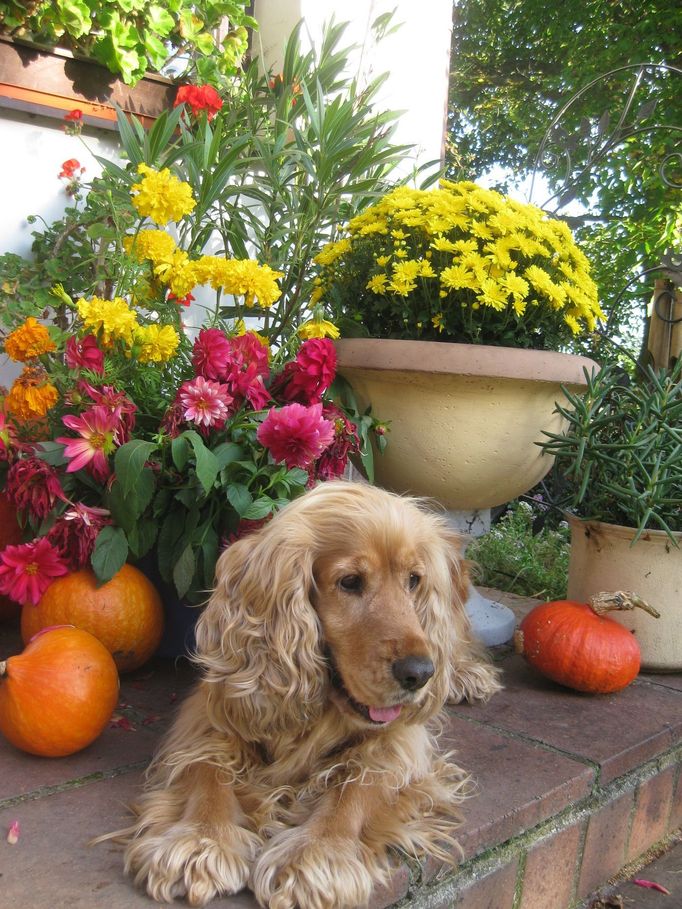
[78, 382, 137, 443]
[65, 334, 105, 375]
[178, 375, 233, 429]
[47, 503, 111, 571]
[313, 403, 360, 480]
[257, 402, 335, 469]
[0, 537, 68, 605]
[56, 404, 121, 483]
[5, 457, 66, 520]
[272, 338, 337, 405]
[192, 328, 232, 381]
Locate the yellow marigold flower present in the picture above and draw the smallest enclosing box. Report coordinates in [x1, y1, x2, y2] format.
[4, 317, 56, 361]
[4, 367, 58, 419]
[77, 295, 139, 346]
[298, 318, 340, 340]
[131, 163, 196, 226]
[128, 229, 177, 263]
[134, 324, 180, 363]
[196, 257, 283, 308]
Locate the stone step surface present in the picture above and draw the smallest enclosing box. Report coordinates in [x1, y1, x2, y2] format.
[0, 590, 679, 909]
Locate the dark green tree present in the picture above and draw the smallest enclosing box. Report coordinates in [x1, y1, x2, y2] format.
[448, 0, 682, 364]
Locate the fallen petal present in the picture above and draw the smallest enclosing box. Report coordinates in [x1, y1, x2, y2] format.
[7, 819, 20, 845]
[633, 879, 671, 895]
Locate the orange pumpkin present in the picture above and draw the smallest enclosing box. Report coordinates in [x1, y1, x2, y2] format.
[514, 591, 660, 694]
[0, 492, 24, 623]
[0, 625, 119, 757]
[21, 564, 164, 673]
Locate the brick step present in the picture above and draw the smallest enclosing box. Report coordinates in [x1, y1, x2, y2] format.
[0, 592, 680, 909]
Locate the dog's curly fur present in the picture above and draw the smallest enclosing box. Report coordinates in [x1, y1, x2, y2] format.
[114, 481, 501, 908]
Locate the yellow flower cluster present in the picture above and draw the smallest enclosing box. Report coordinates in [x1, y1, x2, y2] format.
[128, 230, 283, 309]
[315, 180, 603, 347]
[76, 295, 179, 363]
[131, 164, 197, 226]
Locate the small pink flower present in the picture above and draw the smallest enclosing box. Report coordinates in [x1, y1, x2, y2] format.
[257, 402, 335, 469]
[5, 457, 66, 520]
[192, 328, 232, 381]
[0, 538, 68, 606]
[77, 382, 136, 443]
[65, 335, 105, 375]
[179, 376, 233, 429]
[56, 405, 120, 483]
[272, 338, 337, 405]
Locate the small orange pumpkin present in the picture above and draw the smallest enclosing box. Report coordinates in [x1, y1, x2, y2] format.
[514, 591, 660, 694]
[21, 564, 164, 672]
[0, 625, 119, 757]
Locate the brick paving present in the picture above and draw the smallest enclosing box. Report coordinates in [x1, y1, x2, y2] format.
[0, 590, 680, 909]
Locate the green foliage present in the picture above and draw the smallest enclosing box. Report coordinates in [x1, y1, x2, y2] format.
[541, 358, 682, 539]
[466, 500, 570, 601]
[0, 0, 256, 85]
[448, 0, 682, 362]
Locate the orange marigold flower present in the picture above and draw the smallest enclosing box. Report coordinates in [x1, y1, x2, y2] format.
[4, 367, 59, 420]
[4, 317, 56, 361]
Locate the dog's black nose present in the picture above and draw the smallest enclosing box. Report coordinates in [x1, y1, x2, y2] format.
[392, 656, 435, 691]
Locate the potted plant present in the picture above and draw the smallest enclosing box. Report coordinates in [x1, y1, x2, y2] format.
[315, 180, 602, 511]
[540, 358, 682, 670]
[0, 23, 404, 654]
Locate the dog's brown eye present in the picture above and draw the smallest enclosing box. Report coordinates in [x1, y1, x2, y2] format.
[339, 574, 363, 593]
[409, 573, 421, 590]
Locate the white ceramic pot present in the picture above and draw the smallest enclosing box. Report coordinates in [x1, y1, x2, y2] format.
[335, 338, 597, 511]
[567, 517, 682, 671]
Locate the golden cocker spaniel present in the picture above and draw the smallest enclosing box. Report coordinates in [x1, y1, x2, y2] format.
[117, 481, 501, 908]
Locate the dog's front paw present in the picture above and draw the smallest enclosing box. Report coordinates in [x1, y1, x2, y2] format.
[448, 658, 503, 704]
[251, 828, 375, 909]
[125, 821, 262, 906]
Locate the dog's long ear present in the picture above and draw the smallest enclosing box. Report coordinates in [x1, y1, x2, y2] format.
[193, 523, 327, 738]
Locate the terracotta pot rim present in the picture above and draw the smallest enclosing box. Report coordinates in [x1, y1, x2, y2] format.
[566, 513, 682, 542]
[334, 338, 598, 386]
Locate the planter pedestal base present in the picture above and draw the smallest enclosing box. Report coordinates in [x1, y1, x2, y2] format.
[447, 509, 516, 646]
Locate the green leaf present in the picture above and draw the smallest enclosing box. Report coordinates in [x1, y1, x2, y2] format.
[242, 498, 275, 521]
[226, 483, 252, 517]
[173, 543, 197, 599]
[91, 526, 129, 585]
[171, 435, 189, 471]
[182, 431, 220, 494]
[212, 442, 244, 468]
[35, 441, 68, 466]
[127, 519, 159, 558]
[147, 4, 175, 36]
[115, 439, 158, 497]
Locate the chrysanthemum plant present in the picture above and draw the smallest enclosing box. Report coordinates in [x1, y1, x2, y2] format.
[316, 180, 604, 350]
[0, 20, 406, 606]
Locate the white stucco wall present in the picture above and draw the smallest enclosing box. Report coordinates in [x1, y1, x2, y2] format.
[253, 0, 453, 180]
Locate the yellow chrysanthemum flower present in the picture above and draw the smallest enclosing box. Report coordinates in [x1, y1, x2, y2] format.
[134, 324, 180, 364]
[131, 164, 196, 226]
[314, 238, 352, 266]
[367, 274, 388, 294]
[298, 318, 340, 340]
[4, 317, 56, 361]
[77, 295, 139, 346]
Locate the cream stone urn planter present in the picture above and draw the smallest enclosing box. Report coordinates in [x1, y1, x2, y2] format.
[567, 517, 682, 671]
[335, 339, 597, 510]
[335, 339, 598, 646]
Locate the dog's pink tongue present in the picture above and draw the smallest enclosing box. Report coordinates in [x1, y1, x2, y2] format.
[369, 704, 402, 724]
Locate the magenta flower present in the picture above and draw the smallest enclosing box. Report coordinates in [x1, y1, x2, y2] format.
[272, 338, 337, 405]
[223, 334, 271, 409]
[178, 376, 233, 429]
[192, 328, 232, 380]
[47, 503, 111, 571]
[257, 402, 335, 469]
[65, 334, 105, 375]
[5, 457, 66, 520]
[78, 382, 137, 443]
[313, 403, 360, 480]
[56, 405, 121, 483]
[0, 538, 68, 605]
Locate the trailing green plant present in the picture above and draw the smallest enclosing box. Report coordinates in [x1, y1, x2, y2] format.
[0, 0, 256, 85]
[466, 500, 570, 600]
[540, 358, 682, 541]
